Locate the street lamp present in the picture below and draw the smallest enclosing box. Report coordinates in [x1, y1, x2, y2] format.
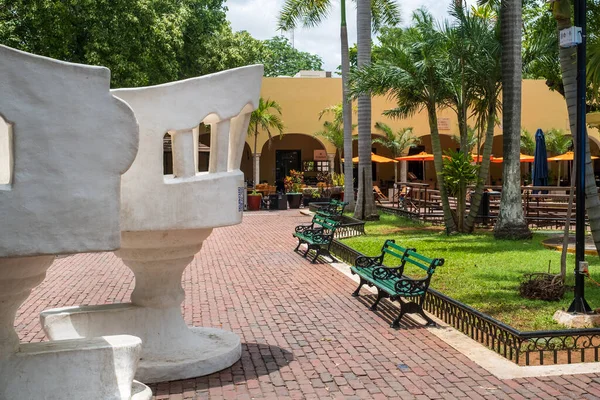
[565, 0, 592, 313]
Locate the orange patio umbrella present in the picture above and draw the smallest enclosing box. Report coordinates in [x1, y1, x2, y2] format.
[547, 151, 598, 161]
[395, 151, 436, 161]
[469, 153, 493, 163]
[342, 152, 398, 163]
[491, 153, 535, 163]
[547, 151, 598, 185]
[395, 151, 438, 181]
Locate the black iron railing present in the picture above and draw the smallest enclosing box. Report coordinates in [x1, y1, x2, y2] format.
[335, 215, 365, 239]
[307, 203, 365, 239]
[330, 239, 600, 366]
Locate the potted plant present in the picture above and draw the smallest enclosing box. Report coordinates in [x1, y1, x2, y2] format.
[247, 190, 262, 211]
[302, 188, 313, 207]
[316, 181, 331, 203]
[285, 169, 304, 209]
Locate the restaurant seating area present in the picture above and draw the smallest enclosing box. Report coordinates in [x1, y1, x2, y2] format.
[380, 182, 582, 229]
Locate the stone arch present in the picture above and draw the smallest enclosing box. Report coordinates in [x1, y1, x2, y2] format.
[240, 142, 253, 182]
[258, 133, 330, 187]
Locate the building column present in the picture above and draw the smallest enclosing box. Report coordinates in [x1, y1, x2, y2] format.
[254, 153, 261, 186]
[400, 160, 408, 183]
[327, 153, 336, 173]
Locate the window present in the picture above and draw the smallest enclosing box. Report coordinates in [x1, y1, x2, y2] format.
[315, 161, 329, 172]
[303, 161, 315, 172]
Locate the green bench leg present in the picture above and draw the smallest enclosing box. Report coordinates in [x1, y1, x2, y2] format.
[370, 290, 387, 311]
[351, 278, 365, 297]
[311, 247, 321, 263]
[294, 239, 302, 252]
[391, 300, 436, 328]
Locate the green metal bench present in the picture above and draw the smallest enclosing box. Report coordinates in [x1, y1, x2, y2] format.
[350, 239, 444, 327]
[293, 214, 340, 263]
[315, 199, 348, 220]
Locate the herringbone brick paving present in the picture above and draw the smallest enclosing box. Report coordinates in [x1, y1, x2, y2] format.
[15, 210, 600, 399]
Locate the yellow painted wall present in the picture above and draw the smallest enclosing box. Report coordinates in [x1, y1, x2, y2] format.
[245, 77, 600, 184]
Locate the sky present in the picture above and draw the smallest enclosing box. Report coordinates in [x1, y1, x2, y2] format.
[226, 0, 477, 73]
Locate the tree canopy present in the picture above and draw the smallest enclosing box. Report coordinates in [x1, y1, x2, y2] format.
[0, 1, 323, 86]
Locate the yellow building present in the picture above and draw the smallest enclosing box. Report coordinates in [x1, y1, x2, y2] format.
[211, 76, 600, 189]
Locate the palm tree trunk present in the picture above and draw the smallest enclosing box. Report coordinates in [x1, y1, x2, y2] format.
[556, 9, 600, 254]
[354, 0, 377, 220]
[494, 0, 531, 240]
[341, 0, 355, 209]
[428, 104, 457, 233]
[465, 104, 496, 232]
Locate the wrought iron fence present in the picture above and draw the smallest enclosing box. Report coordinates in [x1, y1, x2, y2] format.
[308, 203, 365, 238]
[330, 239, 600, 366]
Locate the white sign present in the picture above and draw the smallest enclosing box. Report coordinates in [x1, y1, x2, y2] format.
[560, 27, 582, 48]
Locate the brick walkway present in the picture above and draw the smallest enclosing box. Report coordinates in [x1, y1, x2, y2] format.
[16, 210, 600, 399]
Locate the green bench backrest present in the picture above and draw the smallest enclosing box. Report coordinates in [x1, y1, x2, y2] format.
[379, 239, 444, 276]
[382, 240, 414, 263]
[404, 249, 444, 275]
[313, 214, 339, 231]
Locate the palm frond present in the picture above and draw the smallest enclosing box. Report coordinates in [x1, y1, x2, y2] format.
[277, 0, 331, 31]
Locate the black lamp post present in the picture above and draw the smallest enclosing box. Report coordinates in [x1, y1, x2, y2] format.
[567, 0, 592, 313]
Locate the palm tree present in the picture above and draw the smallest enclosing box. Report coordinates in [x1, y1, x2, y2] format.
[546, 128, 572, 186]
[355, 0, 374, 219]
[462, 3, 502, 233]
[520, 129, 535, 156]
[442, 2, 502, 233]
[351, 9, 457, 232]
[494, 0, 532, 240]
[315, 104, 357, 173]
[248, 97, 284, 187]
[278, 0, 400, 212]
[373, 122, 419, 183]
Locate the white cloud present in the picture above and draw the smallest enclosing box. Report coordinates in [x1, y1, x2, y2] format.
[226, 0, 478, 72]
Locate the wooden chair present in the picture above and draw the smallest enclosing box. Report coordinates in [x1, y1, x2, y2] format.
[373, 185, 388, 204]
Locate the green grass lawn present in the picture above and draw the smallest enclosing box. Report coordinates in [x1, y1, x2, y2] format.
[341, 213, 600, 331]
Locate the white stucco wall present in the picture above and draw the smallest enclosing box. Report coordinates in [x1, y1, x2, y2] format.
[112, 65, 263, 232]
[0, 45, 139, 256]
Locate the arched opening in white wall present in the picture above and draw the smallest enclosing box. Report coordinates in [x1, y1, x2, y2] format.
[163, 124, 211, 176]
[0, 115, 13, 188]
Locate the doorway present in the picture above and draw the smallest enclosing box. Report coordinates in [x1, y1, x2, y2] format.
[276, 150, 301, 190]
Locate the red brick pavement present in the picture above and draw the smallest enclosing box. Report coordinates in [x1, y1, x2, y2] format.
[15, 210, 600, 399]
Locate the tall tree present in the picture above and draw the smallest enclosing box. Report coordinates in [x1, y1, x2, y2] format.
[446, 2, 503, 233]
[278, 0, 400, 212]
[373, 123, 419, 183]
[355, 0, 376, 219]
[0, 0, 229, 87]
[248, 98, 285, 187]
[351, 10, 457, 232]
[262, 36, 323, 77]
[523, 0, 600, 253]
[494, 0, 532, 239]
